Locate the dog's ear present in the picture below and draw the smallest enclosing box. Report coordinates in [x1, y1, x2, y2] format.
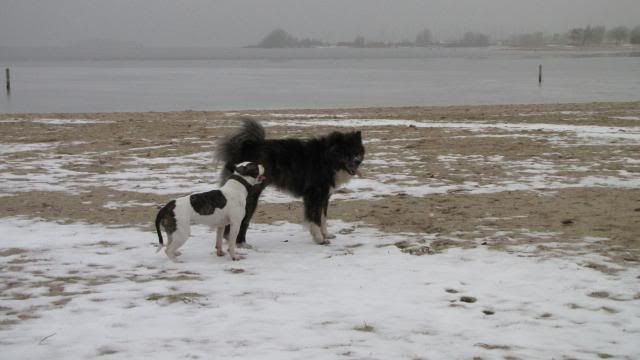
[355, 131, 362, 141]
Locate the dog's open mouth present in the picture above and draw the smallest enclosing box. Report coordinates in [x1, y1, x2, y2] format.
[346, 156, 364, 177]
[257, 175, 267, 182]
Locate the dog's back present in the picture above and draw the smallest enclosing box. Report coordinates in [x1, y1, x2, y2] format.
[216, 118, 335, 196]
[158, 186, 238, 234]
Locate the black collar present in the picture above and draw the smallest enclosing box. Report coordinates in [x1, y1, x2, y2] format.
[228, 174, 253, 193]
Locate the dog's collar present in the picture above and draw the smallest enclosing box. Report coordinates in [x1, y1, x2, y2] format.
[228, 174, 254, 192]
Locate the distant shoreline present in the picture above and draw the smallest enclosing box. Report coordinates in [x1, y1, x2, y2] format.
[1, 44, 638, 62]
[2, 100, 639, 118]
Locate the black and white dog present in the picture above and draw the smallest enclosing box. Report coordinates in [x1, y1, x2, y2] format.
[155, 161, 265, 261]
[216, 118, 365, 246]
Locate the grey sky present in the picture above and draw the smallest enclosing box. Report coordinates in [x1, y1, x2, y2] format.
[1, 0, 639, 47]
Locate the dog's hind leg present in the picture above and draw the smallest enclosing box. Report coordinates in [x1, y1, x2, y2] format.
[165, 226, 189, 261]
[215, 226, 225, 257]
[166, 234, 183, 257]
[226, 222, 245, 261]
[164, 234, 180, 261]
[157, 231, 172, 253]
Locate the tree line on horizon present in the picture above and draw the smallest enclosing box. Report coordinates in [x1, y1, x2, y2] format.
[253, 26, 640, 48]
[509, 25, 640, 47]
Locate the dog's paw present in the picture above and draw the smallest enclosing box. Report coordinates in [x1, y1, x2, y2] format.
[312, 235, 331, 245]
[310, 225, 331, 245]
[216, 249, 226, 257]
[230, 254, 246, 261]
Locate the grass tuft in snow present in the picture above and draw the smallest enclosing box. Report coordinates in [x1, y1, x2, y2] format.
[146, 292, 205, 304]
[353, 322, 376, 333]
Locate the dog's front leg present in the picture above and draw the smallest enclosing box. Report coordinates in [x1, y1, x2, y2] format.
[320, 195, 336, 240]
[215, 227, 226, 257]
[223, 183, 266, 247]
[227, 222, 245, 261]
[320, 214, 336, 240]
[304, 190, 331, 245]
[309, 222, 326, 245]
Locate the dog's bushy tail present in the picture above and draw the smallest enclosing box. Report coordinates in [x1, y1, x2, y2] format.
[154, 209, 165, 252]
[215, 117, 265, 181]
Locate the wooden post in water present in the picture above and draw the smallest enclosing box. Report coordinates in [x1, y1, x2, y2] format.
[5, 68, 9, 93]
[538, 64, 542, 85]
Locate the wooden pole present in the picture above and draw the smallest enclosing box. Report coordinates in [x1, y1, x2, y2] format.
[5, 68, 9, 93]
[538, 64, 542, 85]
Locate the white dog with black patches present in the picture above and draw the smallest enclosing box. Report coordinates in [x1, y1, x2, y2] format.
[155, 161, 265, 261]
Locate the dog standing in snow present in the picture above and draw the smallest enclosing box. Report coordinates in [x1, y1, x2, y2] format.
[155, 161, 265, 261]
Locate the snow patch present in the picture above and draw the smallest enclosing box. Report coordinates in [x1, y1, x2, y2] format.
[0, 218, 638, 359]
[31, 119, 114, 125]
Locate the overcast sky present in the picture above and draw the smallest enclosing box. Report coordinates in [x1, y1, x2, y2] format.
[1, 0, 639, 47]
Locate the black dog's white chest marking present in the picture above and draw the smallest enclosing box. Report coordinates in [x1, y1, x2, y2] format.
[189, 190, 227, 215]
[333, 170, 353, 190]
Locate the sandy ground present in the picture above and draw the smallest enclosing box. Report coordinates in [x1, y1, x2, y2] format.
[1, 101, 640, 267]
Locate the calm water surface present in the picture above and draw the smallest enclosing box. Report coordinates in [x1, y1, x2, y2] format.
[1, 47, 639, 113]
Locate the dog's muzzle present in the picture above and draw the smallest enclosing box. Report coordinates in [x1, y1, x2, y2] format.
[346, 158, 363, 177]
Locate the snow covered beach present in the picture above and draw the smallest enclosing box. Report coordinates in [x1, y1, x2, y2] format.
[1, 102, 640, 358]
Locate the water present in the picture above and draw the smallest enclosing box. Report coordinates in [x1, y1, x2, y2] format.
[1, 47, 639, 113]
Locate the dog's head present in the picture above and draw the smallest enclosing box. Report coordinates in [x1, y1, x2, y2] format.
[329, 131, 365, 176]
[232, 161, 266, 185]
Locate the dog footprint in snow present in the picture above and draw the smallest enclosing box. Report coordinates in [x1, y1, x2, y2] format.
[460, 296, 477, 303]
[225, 268, 246, 274]
[338, 227, 356, 235]
[587, 291, 610, 299]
